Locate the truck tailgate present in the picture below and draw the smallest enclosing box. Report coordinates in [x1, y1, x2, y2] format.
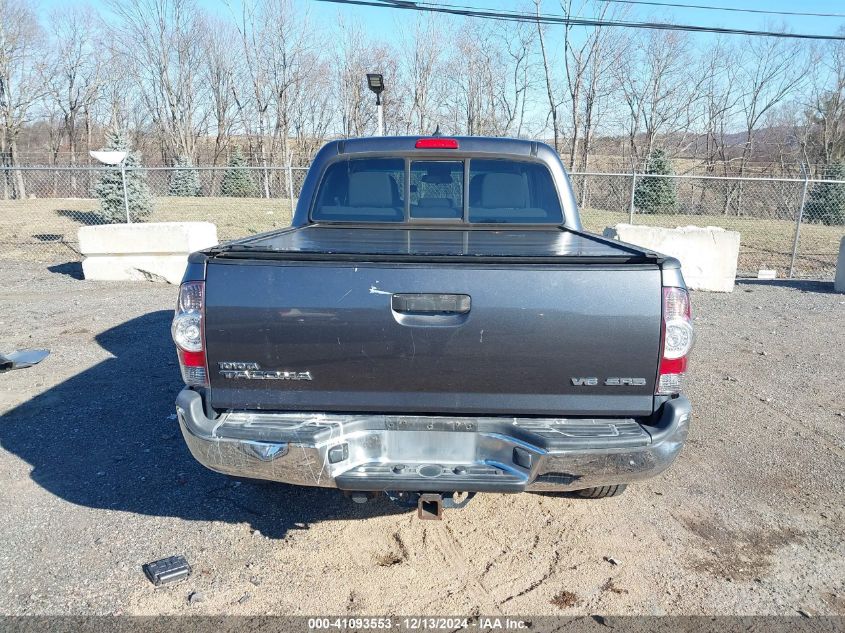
[204, 227, 662, 417]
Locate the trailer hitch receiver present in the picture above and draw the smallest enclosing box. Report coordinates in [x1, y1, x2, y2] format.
[418, 493, 443, 520]
[384, 491, 476, 520]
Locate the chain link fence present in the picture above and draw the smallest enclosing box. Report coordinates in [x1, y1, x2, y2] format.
[572, 171, 843, 279]
[1, 165, 842, 280]
[0, 166, 309, 262]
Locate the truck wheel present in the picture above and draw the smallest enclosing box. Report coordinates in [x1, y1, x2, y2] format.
[575, 484, 627, 498]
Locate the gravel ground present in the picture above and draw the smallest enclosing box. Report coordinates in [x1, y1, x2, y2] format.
[0, 261, 843, 616]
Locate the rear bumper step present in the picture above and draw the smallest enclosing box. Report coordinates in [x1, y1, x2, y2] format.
[176, 389, 690, 493]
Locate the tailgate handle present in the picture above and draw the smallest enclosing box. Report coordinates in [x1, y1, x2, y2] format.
[391, 293, 471, 315]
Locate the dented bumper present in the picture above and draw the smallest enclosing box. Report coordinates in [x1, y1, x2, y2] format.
[176, 389, 690, 493]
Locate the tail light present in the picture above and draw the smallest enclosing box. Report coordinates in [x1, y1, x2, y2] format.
[415, 138, 459, 149]
[171, 281, 207, 386]
[656, 287, 694, 395]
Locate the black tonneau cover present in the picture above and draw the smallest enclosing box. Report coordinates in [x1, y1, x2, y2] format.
[214, 225, 661, 264]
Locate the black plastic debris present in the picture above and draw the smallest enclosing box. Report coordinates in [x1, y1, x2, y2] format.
[143, 555, 192, 586]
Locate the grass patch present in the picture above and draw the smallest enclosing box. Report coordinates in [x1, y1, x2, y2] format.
[0, 196, 294, 262]
[581, 208, 843, 279]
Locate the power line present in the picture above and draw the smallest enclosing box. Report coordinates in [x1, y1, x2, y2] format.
[314, 0, 845, 40]
[409, 0, 845, 19]
[393, 0, 845, 23]
[596, 0, 845, 19]
[378, 0, 845, 38]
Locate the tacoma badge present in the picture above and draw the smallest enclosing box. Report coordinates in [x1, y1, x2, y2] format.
[218, 362, 312, 381]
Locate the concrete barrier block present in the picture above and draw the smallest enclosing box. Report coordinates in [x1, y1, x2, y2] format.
[81, 254, 192, 284]
[79, 222, 217, 255]
[603, 223, 740, 292]
[835, 236, 845, 293]
[78, 222, 218, 284]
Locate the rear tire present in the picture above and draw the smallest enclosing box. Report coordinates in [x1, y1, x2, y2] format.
[575, 484, 627, 498]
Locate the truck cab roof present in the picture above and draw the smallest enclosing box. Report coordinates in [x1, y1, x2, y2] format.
[290, 135, 582, 231]
[332, 135, 554, 158]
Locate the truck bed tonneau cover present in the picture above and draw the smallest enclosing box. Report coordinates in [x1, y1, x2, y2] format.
[213, 225, 662, 263]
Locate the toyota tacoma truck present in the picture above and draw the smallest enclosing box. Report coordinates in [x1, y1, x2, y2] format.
[172, 136, 693, 519]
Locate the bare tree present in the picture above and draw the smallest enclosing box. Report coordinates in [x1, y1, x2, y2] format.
[492, 16, 536, 137]
[560, 0, 591, 169]
[695, 39, 741, 177]
[288, 52, 334, 162]
[264, 0, 312, 186]
[334, 18, 369, 137]
[563, 1, 628, 175]
[230, 0, 319, 195]
[614, 29, 703, 165]
[0, 0, 828, 184]
[444, 21, 520, 136]
[0, 0, 46, 198]
[720, 33, 808, 213]
[108, 0, 209, 163]
[230, 0, 274, 185]
[534, 0, 561, 153]
[800, 39, 845, 171]
[202, 18, 238, 168]
[733, 33, 808, 178]
[43, 5, 101, 193]
[401, 16, 445, 135]
[763, 103, 805, 177]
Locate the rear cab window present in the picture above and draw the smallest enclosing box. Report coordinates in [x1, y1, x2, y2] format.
[312, 158, 405, 223]
[410, 161, 463, 220]
[468, 159, 562, 224]
[311, 156, 563, 224]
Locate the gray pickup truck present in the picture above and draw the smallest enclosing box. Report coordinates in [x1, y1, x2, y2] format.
[172, 136, 693, 518]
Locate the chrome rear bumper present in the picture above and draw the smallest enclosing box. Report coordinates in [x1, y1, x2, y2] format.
[176, 389, 690, 493]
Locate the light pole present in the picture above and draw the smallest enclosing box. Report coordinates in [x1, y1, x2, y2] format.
[90, 150, 130, 223]
[367, 73, 385, 136]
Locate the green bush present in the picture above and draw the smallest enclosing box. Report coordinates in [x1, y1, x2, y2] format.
[220, 147, 257, 197]
[93, 129, 153, 223]
[169, 155, 201, 197]
[634, 149, 678, 215]
[805, 161, 845, 226]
